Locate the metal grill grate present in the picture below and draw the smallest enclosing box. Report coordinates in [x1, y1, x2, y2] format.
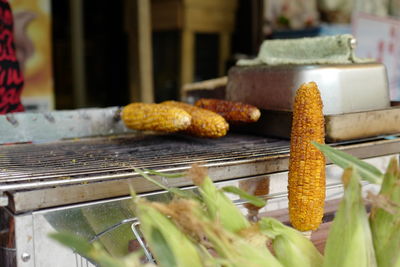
[0, 133, 290, 190]
[3, 132, 400, 212]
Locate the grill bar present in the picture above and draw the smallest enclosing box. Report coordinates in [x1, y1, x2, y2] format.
[1, 133, 399, 213]
[1, 133, 400, 192]
[0, 143, 289, 173]
[0, 146, 290, 182]
[0, 144, 289, 170]
[0, 134, 289, 190]
[0, 156, 281, 193]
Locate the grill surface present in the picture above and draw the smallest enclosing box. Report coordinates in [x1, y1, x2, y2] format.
[0, 133, 289, 191]
[1, 132, 400, 213]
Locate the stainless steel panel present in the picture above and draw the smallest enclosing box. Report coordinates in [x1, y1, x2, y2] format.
[14, 214, 34, 267]
[0, 107, 131, 144]
[227, 63, 390, 115]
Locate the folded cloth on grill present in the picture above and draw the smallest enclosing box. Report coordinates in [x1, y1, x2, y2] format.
[237, 34, 374, 66]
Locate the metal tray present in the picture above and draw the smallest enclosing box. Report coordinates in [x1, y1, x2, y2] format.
[231, 106, 400, 142]
[226, 63, 390, 115]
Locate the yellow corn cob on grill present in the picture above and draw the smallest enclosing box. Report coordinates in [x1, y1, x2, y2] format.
[288, 82, 326, 232]
[162, 101, 229, 138]
[194, 98, 261, 123]
[121, 103, 192, 133]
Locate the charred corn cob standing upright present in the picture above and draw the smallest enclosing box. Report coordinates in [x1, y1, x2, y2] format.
[162, 101, 229, 138]
[194, 98, 261, 123]
[121, 103, 192, 132]
[288, 82, 326, 232]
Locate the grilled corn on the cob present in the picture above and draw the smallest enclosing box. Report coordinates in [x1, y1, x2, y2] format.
[288, 82, 326, 231]
[161, 100, 229, 138]
[194, 98, 261, 123]
[121, 103, 191, 132]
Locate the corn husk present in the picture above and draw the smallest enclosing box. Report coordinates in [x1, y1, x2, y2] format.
[204, 224, 283, 267]
[312, 142, 383, 184]
[188, 165, 250, 233]
[150, 197, 282, 267]
[49, 232, 156, 267]
[323, 168, 377, 267]
[369, 157, 400, 267]
[258, 217, 323, 267]
[135, 199, 204, 267]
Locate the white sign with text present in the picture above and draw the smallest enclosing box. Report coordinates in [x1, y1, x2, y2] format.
[352, 13, 400, 101]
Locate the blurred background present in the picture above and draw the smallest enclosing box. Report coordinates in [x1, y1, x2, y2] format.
[10, 0, 400, 111]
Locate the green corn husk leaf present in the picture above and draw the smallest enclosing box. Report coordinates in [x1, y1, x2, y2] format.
[137, 165, 251, 233]
[49, 232, 155, 267]
[148, 196, 280, 267]
[205, 226, 283, 267]
[258, 217, 323, 267]
[132, 193, 218, 267]
[195, 173, 250, 233]
[222, 186, 266, 207]
[238, 224, 270, 250]
[181, 199, 282, 267]
[134, 168, 199, 200]
[369, 157, 400, 267]
[323, 168, 377, 267]
[312, 142, 383, 184]
[81, 205, 133, 257]
[135, 200, 203, 267]
[49, 232, 93, 260]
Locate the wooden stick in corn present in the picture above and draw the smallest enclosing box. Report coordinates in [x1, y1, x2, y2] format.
[121, 103, 191, 133]
[288, 82, 326, 232]
[161, 101, 229, 138]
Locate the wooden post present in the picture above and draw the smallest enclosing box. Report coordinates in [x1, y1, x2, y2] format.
[69, 0, 86, 108]
[125, 0, 154, 103]
[180, 29, 194, 99]
[219, 32, 231, 76]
